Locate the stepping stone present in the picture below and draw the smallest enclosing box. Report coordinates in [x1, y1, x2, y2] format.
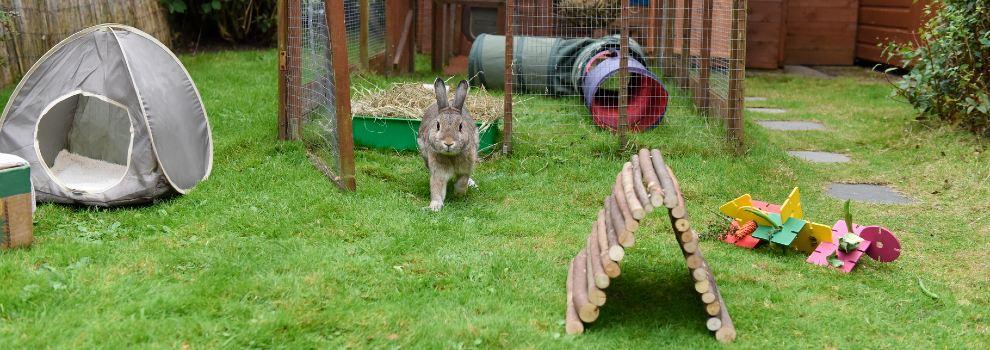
[787, 151, 850, 163]
[747, 107, 788, 114]
[745, 97, 768, 102]
[784, 65, 832, 79]
[756, 120, 826, 131]
[826, 183, 916, 205]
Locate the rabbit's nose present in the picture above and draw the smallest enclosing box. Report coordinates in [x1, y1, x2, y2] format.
[444, 141, 455, 147]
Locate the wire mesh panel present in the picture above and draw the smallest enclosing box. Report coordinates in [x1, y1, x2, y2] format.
[281, 0, 356, 190]
[498, 0, 746, 151]
[343, 0, 387, 69]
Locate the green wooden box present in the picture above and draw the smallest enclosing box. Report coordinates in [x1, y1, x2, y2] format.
[0, 154, 33, 249]
[352, 115, 501, 154]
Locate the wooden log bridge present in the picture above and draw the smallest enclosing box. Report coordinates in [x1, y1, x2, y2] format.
[564, 149, 736, 343]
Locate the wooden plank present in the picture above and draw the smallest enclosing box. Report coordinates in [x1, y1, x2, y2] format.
[787, 7, 858, 22]
[781, 0, 857, 66]
[392, 8, 416, 71]
[326, 0, 357, 191]
[788, 0, 857, 8]
[783, 49, 856, 65]
[858, 6, 914, 28]
[860, 0, 914, 6]
[747, 22, 786, 42]
[857, 24, 916, 45]
[785, 33, 857, 49]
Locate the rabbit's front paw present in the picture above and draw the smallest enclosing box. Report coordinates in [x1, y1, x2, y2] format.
[428, 200, 444, 212]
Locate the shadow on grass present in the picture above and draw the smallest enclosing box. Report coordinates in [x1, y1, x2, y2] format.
[585, 263, 710, 337]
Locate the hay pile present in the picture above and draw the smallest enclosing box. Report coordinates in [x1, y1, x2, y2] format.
[352, 82, 503, 131]
[555, 0, 620, 28]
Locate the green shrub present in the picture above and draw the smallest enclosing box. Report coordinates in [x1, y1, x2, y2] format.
[161, 0, 277, 46]
[886, 0, 990, 135]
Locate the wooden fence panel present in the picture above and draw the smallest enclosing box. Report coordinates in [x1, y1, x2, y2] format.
[0, 0, 171, 87]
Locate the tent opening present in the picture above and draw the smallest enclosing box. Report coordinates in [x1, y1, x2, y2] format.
[35, 91, 133, 193]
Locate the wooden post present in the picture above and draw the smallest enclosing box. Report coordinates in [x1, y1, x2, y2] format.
[680, 0, 693, 91]
[390, 7, 416, 74]
[287, 0, 303, 139]
[727, 0, 746, 148]
[502, 0, 514, 155]
[695, 0, 713, 114]
[431, 0, 444, 71]
[648, 0, 658, 57]
[385, 0, 415, 75]
[359, 0, 370, 69]
[277, 0, 289, 140]
[326, 0, 357, 191]
[442, 3, 451, 70]
[662, 0, 676, 78]
[618, 0, 629, 151]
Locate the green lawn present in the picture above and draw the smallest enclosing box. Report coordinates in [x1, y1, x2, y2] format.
[1, 50, 987, 349]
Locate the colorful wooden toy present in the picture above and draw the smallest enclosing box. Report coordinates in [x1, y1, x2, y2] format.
[719, 188, 901, 273]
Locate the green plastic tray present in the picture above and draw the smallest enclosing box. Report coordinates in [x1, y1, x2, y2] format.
[352, 115, 501, 154]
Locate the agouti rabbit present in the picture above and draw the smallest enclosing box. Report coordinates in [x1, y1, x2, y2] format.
[418, 78, 479, 211]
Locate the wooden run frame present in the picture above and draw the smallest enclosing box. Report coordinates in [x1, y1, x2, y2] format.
[277, 0, 418, 190]
[501, 0, 747, 153]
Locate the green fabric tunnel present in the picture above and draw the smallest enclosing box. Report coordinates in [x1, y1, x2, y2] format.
[468, 34, 648, 96]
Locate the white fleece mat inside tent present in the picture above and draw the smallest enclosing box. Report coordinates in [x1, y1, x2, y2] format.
[49, 150, 127, 192]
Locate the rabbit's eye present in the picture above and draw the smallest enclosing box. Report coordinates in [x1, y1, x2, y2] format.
[436, 121, 441, 131]
[459, 122, 463, 132]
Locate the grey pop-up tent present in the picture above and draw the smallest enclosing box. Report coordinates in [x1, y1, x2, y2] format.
[0, 24, 212, 206]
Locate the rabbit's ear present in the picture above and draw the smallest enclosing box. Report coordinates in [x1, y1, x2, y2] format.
[452, 80, 469, 111]
[434, 77, 449, 110]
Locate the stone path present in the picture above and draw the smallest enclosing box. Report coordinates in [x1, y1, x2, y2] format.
[826, 183, 916, 204]
[787, 151, 850, 163]
[749, 94, 916, 204]
[747, 107, 788, 114]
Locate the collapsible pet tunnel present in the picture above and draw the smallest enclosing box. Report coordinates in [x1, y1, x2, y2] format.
[0, 24, 212, 206]
[468, 34, 667, 131]
[582, 54, 668, 131]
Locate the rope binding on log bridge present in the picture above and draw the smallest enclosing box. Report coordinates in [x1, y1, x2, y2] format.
[564, 148, 737, 343]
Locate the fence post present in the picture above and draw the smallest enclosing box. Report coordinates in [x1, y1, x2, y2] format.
[695, 0, 713, 115]
[679, 0, 693, 90]
[359, 0, 370, 69]
[502, 0, 514, 155]
[326, 0, 357, 190]
[277, 0, 289, 140]
[727, 0, 746, 148]
[618, 0, 630, 151]
[662, 0, 676, 79]
[287, 0, 303, 139]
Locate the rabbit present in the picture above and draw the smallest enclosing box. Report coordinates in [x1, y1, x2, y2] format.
[418, 78, 479, 212]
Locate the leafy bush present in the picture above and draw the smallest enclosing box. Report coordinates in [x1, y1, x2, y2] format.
[161, 0, 277, 46]
[886, 0, 990, 135]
